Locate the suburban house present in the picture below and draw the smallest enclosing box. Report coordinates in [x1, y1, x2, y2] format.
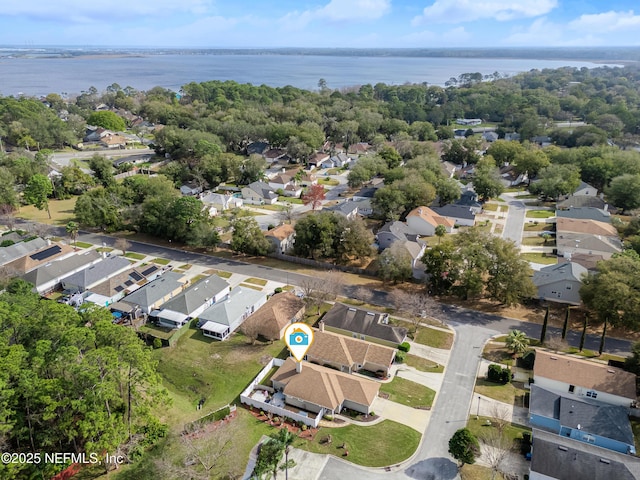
[557, 195, 607, 210]
[432, 204, 477, 227]
[263, 148, 286, 163]
[61, 255, 132, 293]
[499, 163, 528, 187]
[347, 142, 372, 155]
[504, 132, 521, 141]
[321, 303, 407, 348]
[555, 207, 611, 223]
[246, 141, 269, 156]
[406, 206, 455, 236]
[298, 171, 318, 187]
[321, 153, 351, 169]
[100, 134, 127, 149]
[264, 224, 295, 254]
[532, 262, 587, 305]
[152, 275, 231, 329]
[268, 171, 296, 192]
[556, 218, 618, 237]
[22, 250, 103, 294]
[271, 358, 380, 415]
[180, 181, 204, 196]
[241, 181, 278, 205]
[529, 429, 640, 480]
[200, 192, 243, 212]
[307, 152, 330, 169]
[529, 384, 635, 455]
[456, 118, 482, 126]
[83, 264, 163, 307]
[244, 292, 305, 340]
[533, 350, 637, 408]
[377, 221, 424, 250]
[0, 237, 48, 267]
[558, 253, 605, 271]
[574, 181, 598, 197]
[456, 190, 483, 213]
[325, 200, 359, 220]
[482, 131, 499, 142]
[120, 271, 186, 314]
[307, 326, 396, 377]
[557, 233, 622, 260]
[198, 287, 268, 340]
[6, 242, 75, 274]
[353, 198, 373, 217]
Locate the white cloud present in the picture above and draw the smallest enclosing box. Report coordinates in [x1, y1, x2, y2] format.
[504, 17, 608, 47]
[412, 0, 557, 26]
[568, 10, 640, 33]
[2, 0, 214, 23]
[281, 0, 390, 29]
[401, 26, 470, 46]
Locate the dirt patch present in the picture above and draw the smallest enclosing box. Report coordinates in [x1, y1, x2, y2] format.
[182, 410, 237, 441]
[245, 406, 318, 441]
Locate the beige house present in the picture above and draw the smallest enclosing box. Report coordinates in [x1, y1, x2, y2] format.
[406, 206, 455, 236]
[272, 358, 379, 415]
[265, 224, 296, 254]
[243, 292, 305, 340]
[306, 328, 396, 377]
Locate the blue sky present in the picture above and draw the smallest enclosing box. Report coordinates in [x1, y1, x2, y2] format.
[1, 0, 640, 48]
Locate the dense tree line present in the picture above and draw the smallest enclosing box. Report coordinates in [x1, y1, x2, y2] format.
[0, 279, 168, 479]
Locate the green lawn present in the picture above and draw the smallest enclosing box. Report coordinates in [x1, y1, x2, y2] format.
[300, 420, 420, 467]
[124, 252, 146, 260]
[138, 323, 177, 340]
[245, 277, 268, 286]
[474, 379, 528, 406]
[521, 236, 555, 247]
[204, 269, 233, 279]
[278, 196, 304, 204]
[524, 222, 551, 231]
[526, 210, 555, 219]
[467, 415, 531, 442]
[151, 257, 171, 265]
[74, 241, 93, 248]
[178, 264, 192, 270]
[521, 253, 558, 265]
[483, 203, 499, 211]
[404, 354, 444, 373]
[96, 247, 114, 253]
[318, 177, 340, 186]
[461, 464, 507, 480]
[413, 327, 455, 349]
[380, 377, 435, 408]
[240, 283, 263, 291]
[16, 197, 78, 225]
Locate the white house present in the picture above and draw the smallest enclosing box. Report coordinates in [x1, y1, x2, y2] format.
[241, 182, 278, 205]
[200, 192, 243, 212]
[532, 262, 587, 305]
[198, 287, 268, 340]
[406, 206, 455, 236]
[265, 224, 296, 254]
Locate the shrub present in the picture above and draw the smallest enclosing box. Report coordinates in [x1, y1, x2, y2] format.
[274, 287, 283, 294]
[487, 363, 511, 384]
[398, 342, 411, 353]
[395, 351, 406, 363]
[0, 239, 14, 247]
[301, 424, 307, 431]
[323, 414, 334, 421]
[152, 337, 163, 349]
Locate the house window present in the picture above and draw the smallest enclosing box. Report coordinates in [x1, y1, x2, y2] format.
[586, 391, 598, 398]
[569, 385, 575, 393]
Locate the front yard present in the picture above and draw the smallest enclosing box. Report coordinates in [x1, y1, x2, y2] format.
[525, 210, 555, 219]
[300, 420, 421, 467]
[413, 327, 455, 349]
[380, 377, 436, 408]
[474, 379, 528, 406]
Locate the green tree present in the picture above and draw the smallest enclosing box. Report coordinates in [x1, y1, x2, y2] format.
[422, 241, 461, 294]
[486, 237, 536, 306]
[86, 110, 127, 131]
[435, 224, 447, 244]
[378, 242, 413, 283]
[606, 174, 640, 214]
[75, 186, 128, 232]
[530, 164, 581, 200]
[336, 218, 374, 263]
[65, 221, 79, 247]
[23, 173, 53, 219]
[372, 187, 406, 221]
[88, 154, 115, 187]
[473, 167, 504, 201]
[436, 177, 461, 206]
[230, 217, 272, 256]
[449, 428, 480, 466]
[513, 149, 550, 184]
[505, 329, 530, 358]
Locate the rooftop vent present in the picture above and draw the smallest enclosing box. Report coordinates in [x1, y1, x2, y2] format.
[558, 446, 568, 452]
[607, 369, 615, 373]
[550, 356, 558, 360]
[599, 459, 611, 465]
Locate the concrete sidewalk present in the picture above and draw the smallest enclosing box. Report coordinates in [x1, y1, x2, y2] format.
[371, 396, 431, 432]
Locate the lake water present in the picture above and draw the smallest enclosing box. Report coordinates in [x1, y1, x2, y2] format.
[0, 53, 618, 97]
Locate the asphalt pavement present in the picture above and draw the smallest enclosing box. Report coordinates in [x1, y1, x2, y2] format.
[501, 193, 527, 246]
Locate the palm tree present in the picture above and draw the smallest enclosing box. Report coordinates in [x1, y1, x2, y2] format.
[506, 329, 529, 359]
[65, 221, 79, 248]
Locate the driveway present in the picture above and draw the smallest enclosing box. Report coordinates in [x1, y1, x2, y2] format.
[500, 193, 527, 246]
[371, 396, 431, 433]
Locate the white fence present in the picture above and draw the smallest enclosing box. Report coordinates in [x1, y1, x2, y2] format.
[240, 358, 322, 428]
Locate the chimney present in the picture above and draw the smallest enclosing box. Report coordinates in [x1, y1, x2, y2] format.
[295, 361, 302, 374]
[319, 320, 325, 332]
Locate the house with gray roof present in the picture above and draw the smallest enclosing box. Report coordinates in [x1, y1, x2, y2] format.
[529, 384, 635, 455]
[61, 255, 132, 293]
[573, 180, 598, 197]
[23, 250, 103, 294]
[432, 204, 477, 227]
[198, 287, 268, 340]
[532, 262, 587, 305]
[83, 265, 163, 307]
[325, 200, 359, 220]
[241, 181, 278, 205]
[529, 429, 640, 480]
[121, 271, 185, 314]
[321, 303, 407, 347]
[555, 207, 611, 223]
[152, 275, 230, 329]
[0, 237, 47, 267]
[557, 195, 607, 210]
[377, 221, 422, 250]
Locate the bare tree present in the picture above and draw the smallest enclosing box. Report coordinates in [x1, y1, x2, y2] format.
[300, 270, 344, 314]
[114, 237, 132, 255]
[390, 289, 437, 334]
[318, 270, 344, 301]
[481, 429, 513, 480]
[489, 403, 511, 436]
[278, 202, 296, 225]
[352, 286, 373, 304]
[27, 222, 52, 239]
[546, 335, 568, 353]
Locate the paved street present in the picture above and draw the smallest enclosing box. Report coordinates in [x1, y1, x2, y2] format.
[501, 193, 527, 246]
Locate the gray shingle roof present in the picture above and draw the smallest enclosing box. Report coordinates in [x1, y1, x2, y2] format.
[248, 181, 278, 200]
[22, 250, 102, 288]
[197, 287, 266, 326]
[160, 275, 229, 316]
[321, 303, 407, 344]
[326, 201, 358, 216]
[556, 207, 611, 223]
[532, 262, 588, 287]
[432, 204, 476, 221]
[121, 271, 185, 309]
[531, 429, 640, 480]
[62, 255, 131, 290]
[0, 237, 47, 266]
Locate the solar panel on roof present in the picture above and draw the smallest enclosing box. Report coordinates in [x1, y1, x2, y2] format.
[141, 265, 158, 276]
[124, 280, 133, 286]
[29, 245, 62, 261]
[129, 271, 143, 281]
[114, 286, 124, 292]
